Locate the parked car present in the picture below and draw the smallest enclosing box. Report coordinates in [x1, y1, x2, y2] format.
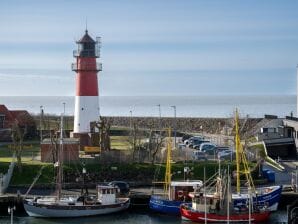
[108, 181, 130, 195]
[192, 150, 208, 161]
[218, 150, 235, 160]
[214, 146, 230, 152]
[184, 136, 204, 146]
[182, 134, 193, 143]
[199, 143, 217, 152]
[192, 140, 210, 149]
[204, 147, 218, 156]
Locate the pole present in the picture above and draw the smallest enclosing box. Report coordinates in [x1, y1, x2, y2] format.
[157, 104, 161, 130]
[40, 105, 43, 142]
[171, 106, 176, 149]
[11, 207, 13, 224]
[227, 165, 230, 224]
[295, 166, 298, 193]
[296, 64, 298, 117]
[129, 110, 132, 130]
[8, 206, 15, 224]
[204, 166, 207, 224]
[58, 114, 64, 200]
[63, 102, 66, 115]
[248, 186, 251, 224]
[63, 102, 66, 131]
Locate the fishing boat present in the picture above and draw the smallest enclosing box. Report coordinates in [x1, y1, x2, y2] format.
[180, 167, 270, 223]
[23, 115, 130, 218]
[231, 109, 282, 211]
[149, 128, 203, 215]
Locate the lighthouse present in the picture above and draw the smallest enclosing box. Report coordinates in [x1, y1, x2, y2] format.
[72, 30, 101, 134]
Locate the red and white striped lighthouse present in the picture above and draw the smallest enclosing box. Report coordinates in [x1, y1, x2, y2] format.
[72, 30, 102, 133]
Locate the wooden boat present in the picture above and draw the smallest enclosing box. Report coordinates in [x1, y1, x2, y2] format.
[24, 185, 130, 218]
[23, 115, 130, 218]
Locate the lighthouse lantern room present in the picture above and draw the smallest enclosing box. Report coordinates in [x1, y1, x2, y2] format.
[72, 30, 102, 134]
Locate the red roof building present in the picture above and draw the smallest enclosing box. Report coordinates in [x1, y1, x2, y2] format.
[0, 105, 36, 141]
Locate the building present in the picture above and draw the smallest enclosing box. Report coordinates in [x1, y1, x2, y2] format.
[256, 115, 298, 160]
[71, 30, 102, 149]
[40, 138, 79, 163]
[0, 105, 36, 141]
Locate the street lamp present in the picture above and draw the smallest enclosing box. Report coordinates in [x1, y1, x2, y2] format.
[63, 102, 66, 115]
[82, 166, 87, 195]
[8, 206, 15, 224]
[129, 110, 133, 130]
[40, 105, 43, 142]
[171, 106, 176, 149]
[157, 104, 161, 130]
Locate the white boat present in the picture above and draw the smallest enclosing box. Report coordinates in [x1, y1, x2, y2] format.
[24, 185, 130, 217]
[23, 114, 130, 217]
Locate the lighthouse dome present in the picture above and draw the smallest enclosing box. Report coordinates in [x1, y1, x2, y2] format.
[77, 30, 96, 43]
[76, 30, 97, 57]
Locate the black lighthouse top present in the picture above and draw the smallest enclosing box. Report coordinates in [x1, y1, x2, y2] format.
[75, 30, 99, 57]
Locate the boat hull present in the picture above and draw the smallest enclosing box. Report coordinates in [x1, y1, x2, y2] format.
[180, 205, 270, 223]
[149, 195, 185, 215]
[150, 186, 281, 215]
[233, 185, 282, 212]
[23, 198, 130, 218]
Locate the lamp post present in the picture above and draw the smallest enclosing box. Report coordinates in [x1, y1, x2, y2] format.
[8, 206, 15, 224]
[39, 105, 43, 142]
[157, 104, 161, 130]
[171, 106, 176, 149]
[82, 166, 87, 195]
[129, 110, 132, 130]
[63, 102, 66, 115]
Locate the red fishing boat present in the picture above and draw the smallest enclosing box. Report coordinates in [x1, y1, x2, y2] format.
[180, 203, 270, 223]
[180, 168, 270, 223]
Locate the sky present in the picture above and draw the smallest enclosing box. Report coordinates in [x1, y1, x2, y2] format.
[0, 0, 298, 96]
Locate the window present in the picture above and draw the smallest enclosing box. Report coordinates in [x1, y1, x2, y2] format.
[0, 115, 5, 129]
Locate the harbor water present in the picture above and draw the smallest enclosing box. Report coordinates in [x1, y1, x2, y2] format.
[0, 209, 288, 224]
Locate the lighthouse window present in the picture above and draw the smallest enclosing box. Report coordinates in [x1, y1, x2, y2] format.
[78, 43, 83, 51]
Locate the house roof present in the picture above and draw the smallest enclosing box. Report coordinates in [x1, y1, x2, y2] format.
[0, 105, 35, 127]
[0, 105, 14, 120]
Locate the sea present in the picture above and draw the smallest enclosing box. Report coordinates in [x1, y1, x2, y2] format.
[0, 95, 296, 118]
[0, 209, 288, 224]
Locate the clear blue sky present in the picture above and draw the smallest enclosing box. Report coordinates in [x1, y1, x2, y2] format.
[0, 0, 297, 96]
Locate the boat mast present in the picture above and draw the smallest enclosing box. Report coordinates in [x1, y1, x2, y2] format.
[164, 128, 172, 199]
[235, 109, 241, 194]
[57, 114, 64, 200]
[235, 109, 256, 194]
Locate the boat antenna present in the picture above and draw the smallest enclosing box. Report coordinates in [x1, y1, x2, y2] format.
[85, 17, 88, 32]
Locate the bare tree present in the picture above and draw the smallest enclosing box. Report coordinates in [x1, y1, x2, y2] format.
[99, 117, 111, 151]
[150, 131, 165, 164]
[11, 120, 27, 172]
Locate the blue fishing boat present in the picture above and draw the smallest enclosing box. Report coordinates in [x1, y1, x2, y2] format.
[149, 128, 203, 215]
[233, 185, 282, 211]
[149, 181, 203, 215]
[232, 109, 282, 212]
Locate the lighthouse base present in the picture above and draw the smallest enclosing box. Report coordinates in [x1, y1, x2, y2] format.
[74, 96, 99, 133]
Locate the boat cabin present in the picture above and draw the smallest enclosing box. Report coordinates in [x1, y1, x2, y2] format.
[169, 181, 203, 201]
[97, 185, 118, 204]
